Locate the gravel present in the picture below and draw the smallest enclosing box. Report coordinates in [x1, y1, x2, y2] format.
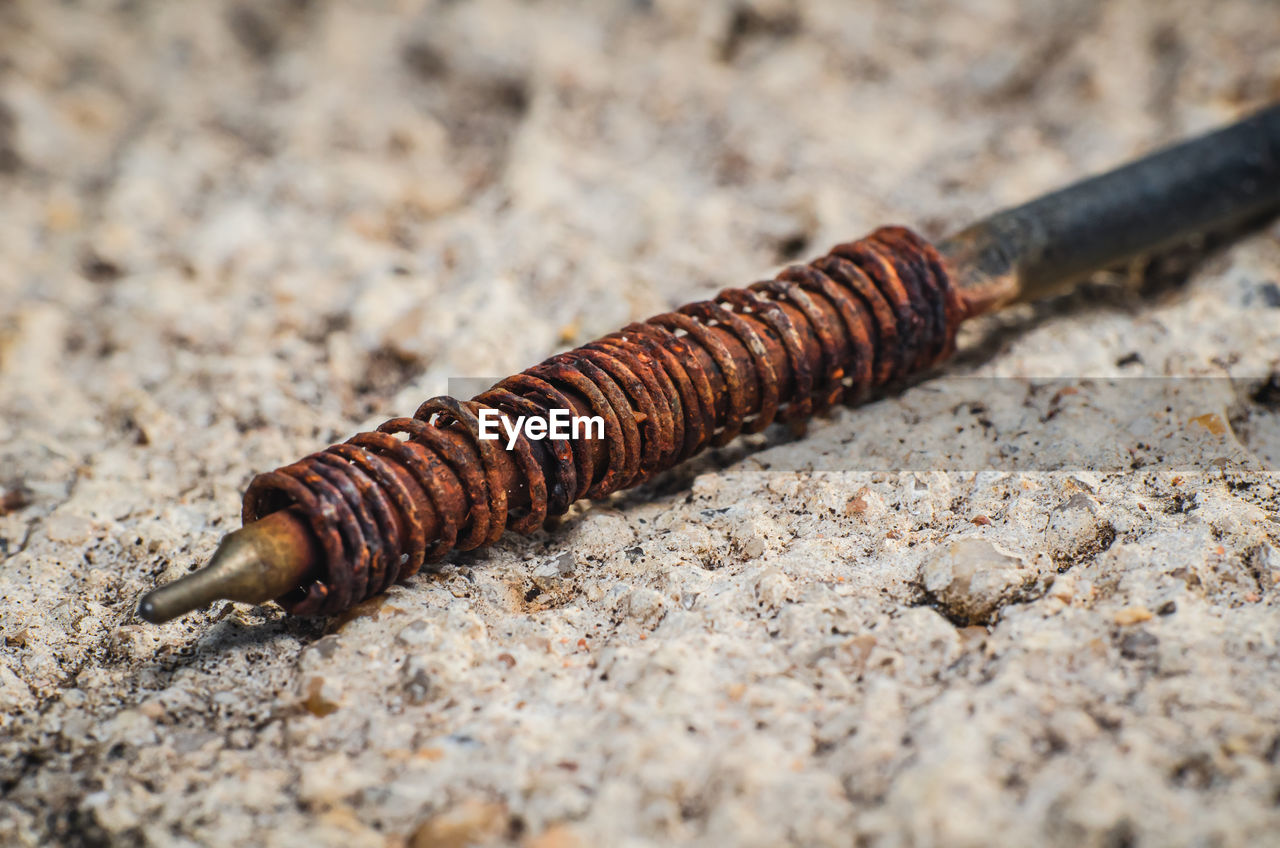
[2, 1, 1279, 845]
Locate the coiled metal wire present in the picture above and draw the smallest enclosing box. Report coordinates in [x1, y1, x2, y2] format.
[243, 226, 962, 615]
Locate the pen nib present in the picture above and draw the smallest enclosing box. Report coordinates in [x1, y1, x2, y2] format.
[136, 509, 318, 624]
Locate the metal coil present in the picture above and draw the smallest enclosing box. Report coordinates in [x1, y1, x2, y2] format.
[243, 226, 961, 615]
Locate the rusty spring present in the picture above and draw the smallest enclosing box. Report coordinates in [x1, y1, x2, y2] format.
[242, 226, 963, 615]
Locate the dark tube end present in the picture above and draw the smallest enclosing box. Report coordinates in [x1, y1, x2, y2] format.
[135, 595, 163, 624]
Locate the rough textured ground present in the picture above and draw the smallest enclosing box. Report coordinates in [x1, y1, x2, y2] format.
[2, 1, 1280, 845]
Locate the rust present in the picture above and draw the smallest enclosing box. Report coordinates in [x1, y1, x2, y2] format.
[241, 226, 961, 616]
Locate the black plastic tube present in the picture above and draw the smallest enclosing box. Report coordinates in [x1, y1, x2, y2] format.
[941, 103, 1280, 304]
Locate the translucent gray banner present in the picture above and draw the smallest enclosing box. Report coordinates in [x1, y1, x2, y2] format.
[447, 376, 1279, 472]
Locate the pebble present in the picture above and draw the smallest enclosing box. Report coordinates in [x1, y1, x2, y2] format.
[753, 567, 793, 611]
[920, 537, 1045, 625]
[409, 800, 508, 848]
[1045, 493, 1115, 564]
[43, 514, 94, 544]
[1114, 606, 1154, 626]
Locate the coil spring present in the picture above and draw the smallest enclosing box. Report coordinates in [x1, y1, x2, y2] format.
[243, 226, 962, 615]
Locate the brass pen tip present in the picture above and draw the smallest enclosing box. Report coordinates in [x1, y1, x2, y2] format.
[135, 509, 319, 624]
[135, 564, 230, 624]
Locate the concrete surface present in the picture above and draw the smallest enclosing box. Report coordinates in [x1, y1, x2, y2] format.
[1, 1, 1279, 845]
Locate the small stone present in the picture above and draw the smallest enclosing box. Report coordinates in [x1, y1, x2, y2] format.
[296, 754, 378, 807]
[1046, 494, 1115, 564]
[402, 655, 439, 705]
[0, 662, 35, 714]
[738, 536, 765, 560]
[623, 587, 667, 625]
[310, 634, 343, 660]
[102, 707, 157, 748]
[754, 567, 792, 610]
[396, 620, 432, 647]
[61, 688, 88, 708]
[1119, 629, 1159, 661]
[1260, 281, 1280, 308]
[920, 538, 1046, 625]
[138, 700, 165, 720]
[1049, 574, 1076, 602]
[552, 551, 576, 576]
[300, 676, 341, 717]
[410, 799, 508, 848]
[526, 824, 584, 848]
[1114, 606, 1153, 626]
[44, 513, 95, 544]
[535, 552, 576, 578]
[845, 488, 872, 516]
[1188, 412, 1229, 436]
